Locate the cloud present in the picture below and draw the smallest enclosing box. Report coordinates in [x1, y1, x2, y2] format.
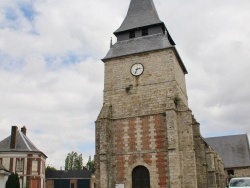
[0, 0, 250, 169]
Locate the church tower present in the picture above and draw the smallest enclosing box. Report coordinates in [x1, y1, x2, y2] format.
[95, 0, 217, 187]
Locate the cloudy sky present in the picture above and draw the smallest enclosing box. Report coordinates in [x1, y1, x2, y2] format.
[0, 0, 250, 169]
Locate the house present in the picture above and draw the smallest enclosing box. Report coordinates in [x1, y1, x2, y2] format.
[46, 169, 92, 188]
[0, 164, 11, 188]
[205, 134, 250, 183]
[0, 126, 47, 188]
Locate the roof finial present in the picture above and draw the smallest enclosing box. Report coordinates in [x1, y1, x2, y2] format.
[110, 37, 113, 48]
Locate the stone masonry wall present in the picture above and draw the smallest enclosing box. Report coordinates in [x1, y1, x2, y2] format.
[193, 117, 208, 188]
[96, 46, 224, 188]
[234, 167, 250, 176]
[193, 115, 225, 188]
[225, 167, 250, 177]
[103, 49, 188, 119]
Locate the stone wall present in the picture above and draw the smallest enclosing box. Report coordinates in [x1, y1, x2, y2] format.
[234, 167, 250, 176]
[96, 47, 225, 188]
[225, 167, 250, 186]
[103, 49, 188, 119]
[193, 116, 225, 188]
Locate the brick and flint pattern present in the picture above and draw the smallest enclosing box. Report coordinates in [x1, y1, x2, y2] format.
[113, 114, 168, 187]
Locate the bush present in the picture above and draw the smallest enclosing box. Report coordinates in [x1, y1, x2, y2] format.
[5, 173, 20, 188]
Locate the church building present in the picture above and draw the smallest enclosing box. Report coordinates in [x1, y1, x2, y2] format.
[95, 0, 225, 187]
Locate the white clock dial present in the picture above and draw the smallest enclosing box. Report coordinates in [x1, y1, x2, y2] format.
[131, 63, 144, 76]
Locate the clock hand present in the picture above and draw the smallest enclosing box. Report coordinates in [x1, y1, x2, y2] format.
[135, 67, 141, 74]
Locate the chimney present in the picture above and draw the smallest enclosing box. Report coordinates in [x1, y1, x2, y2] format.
[10, 126, 18, 149]
[21, 126, 27, 136]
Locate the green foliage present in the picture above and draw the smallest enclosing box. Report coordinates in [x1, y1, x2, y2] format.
[125, 84, 133, 94]
[86, 155, 95, 174]
[172, 94, 181, 106]
[5, 173, 20, 188]
[65, 151, 83, 170]
[45, 165, 57, 174]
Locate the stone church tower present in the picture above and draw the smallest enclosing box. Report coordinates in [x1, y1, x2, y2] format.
[95, 0, 225, 188]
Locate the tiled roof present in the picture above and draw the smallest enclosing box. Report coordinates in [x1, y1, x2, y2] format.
[114, 0, 163, 34]
[205, 134, 250, 168]
[0, 130, 42, 153]
[46, 170, 92, 179]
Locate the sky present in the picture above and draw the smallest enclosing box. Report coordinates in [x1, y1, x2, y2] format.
[0, 0, 250, 169]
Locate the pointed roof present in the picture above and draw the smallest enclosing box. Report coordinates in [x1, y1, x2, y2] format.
[104, 0, 187, 73]
[205, 134, 250, 168]
[0, 130, 47, 157]
[114, 0, 163, 34]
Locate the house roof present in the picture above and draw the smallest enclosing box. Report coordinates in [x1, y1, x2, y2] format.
[114, 0, 163, 34]
[205, 134, 250, 168]
[0, 130, 46, 157]
[46, 170, 92, 179]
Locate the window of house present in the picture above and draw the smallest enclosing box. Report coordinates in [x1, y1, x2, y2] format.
[41, 161, 45, 174]
[32, 160, 38, 174]
[129, 30, 135, 39]
[142, 28, 148, 36]
[228, 169, 234, 175]
[16, 159, 24, 172]
[0, 158, 2, 165]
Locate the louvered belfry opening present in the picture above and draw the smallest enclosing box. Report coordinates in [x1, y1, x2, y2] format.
[141, 28, 148, 36]
[132, 166, 150, 188]
[129, 30, 136, 38]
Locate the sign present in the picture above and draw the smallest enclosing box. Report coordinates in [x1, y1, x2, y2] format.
[116, 184, 125, 188]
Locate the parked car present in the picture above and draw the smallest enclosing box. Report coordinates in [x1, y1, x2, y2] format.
[229, 177, 250, 188]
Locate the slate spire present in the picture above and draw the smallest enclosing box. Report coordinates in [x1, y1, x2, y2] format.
[114, 0, 164, 34]
[103, 0, 185, 72]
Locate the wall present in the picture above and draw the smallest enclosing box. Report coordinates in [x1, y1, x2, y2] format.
[0, 174, 8, 188]
[235, 167, 250, 176]
[46, 180, 54, 188]
[96, 44, 225, 188]
[103, 49, 188, 119]
[225, 167, 250, 177]
[193, 116, 226, 188]
[113, 114, 168, 187]
[0, 152, 46, 188]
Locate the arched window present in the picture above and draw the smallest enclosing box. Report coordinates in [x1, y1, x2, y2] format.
[132, 166, 150, 188]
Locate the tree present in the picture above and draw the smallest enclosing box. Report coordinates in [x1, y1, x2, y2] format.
[45, 165, 57, 174]
[86, 155, 95, 174]
[65, 151, 83, 170]
[5, 173, 20, 188]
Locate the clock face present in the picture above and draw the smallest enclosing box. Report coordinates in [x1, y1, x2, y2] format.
[131, 63, 144, 76]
